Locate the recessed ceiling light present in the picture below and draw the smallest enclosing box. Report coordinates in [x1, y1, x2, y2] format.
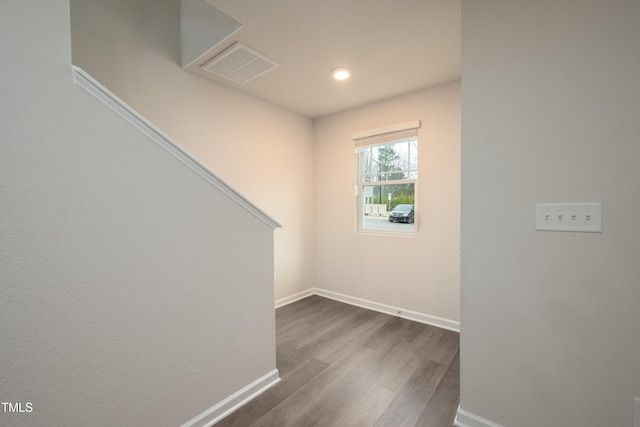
[331, 67, 351, 81]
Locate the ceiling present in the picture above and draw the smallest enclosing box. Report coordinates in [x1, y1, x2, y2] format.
[191, 0, 460, 119]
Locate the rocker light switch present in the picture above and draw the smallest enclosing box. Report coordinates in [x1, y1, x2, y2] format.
[535, 203, 602, 233]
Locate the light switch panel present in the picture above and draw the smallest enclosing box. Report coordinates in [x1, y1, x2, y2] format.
[535, 203, 602, 232]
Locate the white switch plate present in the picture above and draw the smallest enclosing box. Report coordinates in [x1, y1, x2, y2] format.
[535, 203, 602, 232]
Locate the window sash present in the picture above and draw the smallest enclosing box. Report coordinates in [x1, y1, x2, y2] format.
[354, 122, 420, 235]
[360, 137, 418, 183]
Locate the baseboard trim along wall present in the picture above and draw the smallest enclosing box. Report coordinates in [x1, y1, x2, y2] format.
[181, 369, 280, 427]
[454, 406, 504, 427]
[275, 288, 315, 308]
[277, 287, 460, 333]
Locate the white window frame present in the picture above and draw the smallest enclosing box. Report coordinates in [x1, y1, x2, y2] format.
[353, 120, 421, 235]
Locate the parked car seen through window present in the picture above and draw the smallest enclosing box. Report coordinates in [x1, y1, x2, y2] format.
[389, 204, 414, 224]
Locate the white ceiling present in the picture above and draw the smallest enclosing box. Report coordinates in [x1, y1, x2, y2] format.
[193, 0, 460, 119]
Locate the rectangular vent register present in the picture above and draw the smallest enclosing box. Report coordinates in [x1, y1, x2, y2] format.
[201, 42, 279, 84]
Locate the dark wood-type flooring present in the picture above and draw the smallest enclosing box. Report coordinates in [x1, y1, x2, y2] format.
[216, 295, 460, 427]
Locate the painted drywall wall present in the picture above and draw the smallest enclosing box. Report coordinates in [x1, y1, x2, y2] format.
[69, 0, 315, 302]
[314, 82, 461, 323]
[0, 1, 277, 425]
[460, 1, 640, 426]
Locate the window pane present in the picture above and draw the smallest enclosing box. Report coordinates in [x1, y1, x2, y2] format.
[355, 126, 418, 235]
[360, 137, 417, 182]
[362, 183, 415, 232]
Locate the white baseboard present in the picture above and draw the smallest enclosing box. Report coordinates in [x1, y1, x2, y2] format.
[275, 288, 315, 308]
[181, 369, 280, 427]
[313, 288, 460, 332]
[275, 287, 459, 332]
[454, 406, 504, 427]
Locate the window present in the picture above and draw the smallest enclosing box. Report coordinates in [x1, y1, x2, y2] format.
[354, 121, 420, 234]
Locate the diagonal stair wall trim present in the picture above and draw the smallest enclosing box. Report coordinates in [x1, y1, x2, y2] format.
[71, 66, 282, 230]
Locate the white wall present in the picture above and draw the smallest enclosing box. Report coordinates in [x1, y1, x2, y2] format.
[1, 1, 277, 425]
[70, 0, 315, 302]
[314, 82, 461, 324]
[460, 1, 640, 426]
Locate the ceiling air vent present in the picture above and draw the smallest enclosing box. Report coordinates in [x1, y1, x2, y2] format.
[201, 42, 279, 85]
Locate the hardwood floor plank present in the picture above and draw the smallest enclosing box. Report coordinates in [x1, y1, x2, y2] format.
[276, 319, 314, 347]
[363, 316, 424, 350]
[414, 351, 460, 427]
[312, 308, 388, 364]
[373, 360, 448, 427]
[278, 305, 388, 375]
[329, 383, 396, 427]
[426, 330, 460, 366]
[283, 301, 356, 349]
[251, 343, 377, 427]
[214, 296, 460, 427]
[372, 339, 424, 393]
[215, 357, 329, 427]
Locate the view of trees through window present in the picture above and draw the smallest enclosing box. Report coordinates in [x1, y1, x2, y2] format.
[357, 133, 417, 233]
